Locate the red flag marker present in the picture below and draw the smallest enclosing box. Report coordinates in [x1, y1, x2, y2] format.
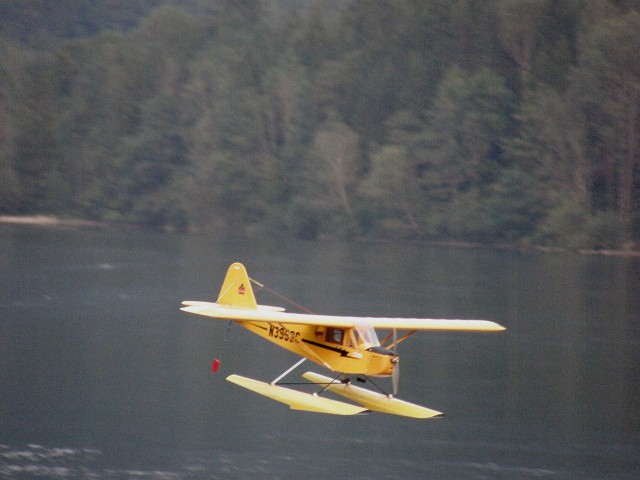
[212, 359, 221, 373]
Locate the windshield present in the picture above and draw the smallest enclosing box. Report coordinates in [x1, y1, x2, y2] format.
[354, 323, 380, 347]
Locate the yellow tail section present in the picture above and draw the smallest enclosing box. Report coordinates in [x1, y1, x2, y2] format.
[216, 262, 257, 309]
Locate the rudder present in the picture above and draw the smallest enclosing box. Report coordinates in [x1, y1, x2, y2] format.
[216, 262, 257, 309]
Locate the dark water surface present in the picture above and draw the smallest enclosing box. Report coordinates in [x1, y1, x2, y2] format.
[1, 226, 639, 479]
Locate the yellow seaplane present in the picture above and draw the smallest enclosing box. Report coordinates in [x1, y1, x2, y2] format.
[181, 262, 505, 418]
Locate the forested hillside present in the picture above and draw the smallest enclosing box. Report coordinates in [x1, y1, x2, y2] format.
[1, 0, 639, 248]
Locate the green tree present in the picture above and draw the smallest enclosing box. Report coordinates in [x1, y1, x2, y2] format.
[181, 10, 280, 233]
[450, 0, 504, 72]
[502, 85, 595, 244]
[333, 1, 461, 138]
[417, 66, 514, 237]
[498, 0, 549, 92]
[361, 67, 515, 240]
[363, 144, 424, 238]
[572, 11, 640, 241]
[482, 166, 550, 241]
[531, 0, 581, 91]
[310, 115, 361, 222]
[115, 95, 188, 228]
[10, 51, 69, 213]
[0, 102, 20, 213]
[505, 87, 589, 208]
[0, 42, 21, 213]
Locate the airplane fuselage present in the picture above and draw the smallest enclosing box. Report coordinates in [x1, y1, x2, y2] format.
[238, 320, 397, 376]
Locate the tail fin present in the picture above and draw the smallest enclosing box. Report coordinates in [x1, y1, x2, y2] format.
[216, 262, 257, 309]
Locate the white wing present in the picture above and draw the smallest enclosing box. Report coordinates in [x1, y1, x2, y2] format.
[181, 301, 505, 332]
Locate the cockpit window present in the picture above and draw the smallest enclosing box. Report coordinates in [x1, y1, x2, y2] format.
[325, 327, 344, 345]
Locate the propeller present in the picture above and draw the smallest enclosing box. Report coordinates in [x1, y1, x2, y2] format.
[391, 328, 400, 396]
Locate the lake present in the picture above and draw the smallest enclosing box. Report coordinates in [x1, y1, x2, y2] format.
[1, 225, 639, 479]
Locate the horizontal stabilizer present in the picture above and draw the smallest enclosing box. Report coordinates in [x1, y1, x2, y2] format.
[302, 372, 443, 419]
[226, 374, 368, 415]
[182, 301, 285, 315]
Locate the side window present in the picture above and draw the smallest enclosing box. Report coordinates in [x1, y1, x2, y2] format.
[325, 327, 344, 345]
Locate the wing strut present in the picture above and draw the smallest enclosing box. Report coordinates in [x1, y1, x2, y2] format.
[382, 329, 418, 349]
[271, 358, 307, 384]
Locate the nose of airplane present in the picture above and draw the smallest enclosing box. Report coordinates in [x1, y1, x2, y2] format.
[365, 346, 399, 376]
[366, 345, 396, 356]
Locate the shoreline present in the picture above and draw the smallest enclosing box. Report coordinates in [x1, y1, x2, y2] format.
[0, 215, 107, 228]
[2, 214, 639, 257]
